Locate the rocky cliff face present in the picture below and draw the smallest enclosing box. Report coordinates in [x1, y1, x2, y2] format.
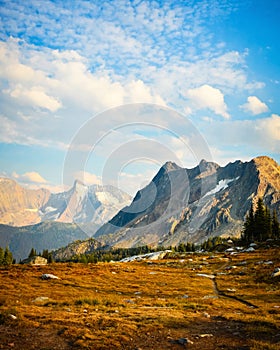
[94, 156, 280, 248]
[0, 178, 50, 226]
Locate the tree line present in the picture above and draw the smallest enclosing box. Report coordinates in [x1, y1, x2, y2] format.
[241, 198, 280, 243]
[27, 247, 53, 263]
[0, 246, 14, 266]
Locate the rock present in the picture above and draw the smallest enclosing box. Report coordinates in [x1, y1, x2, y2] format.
[245, 247, 255, 252]
[9, 314, 17, 320]
[203, 295, 218, 299]
[197, 273, 215, 279]
[22, 256, 48, 265]
[41, 273, 60, 280]
[272, 267, 280, 277]
[33, 296, 49, 302]
[199, 334, 213, 338]
[124, 299, 134, 304]
[172, 338, 194, 345]
[225, 248, 235, 252]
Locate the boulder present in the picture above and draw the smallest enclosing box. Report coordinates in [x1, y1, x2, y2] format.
[41, 273, 60, 280]
[272, 268, 280, 278]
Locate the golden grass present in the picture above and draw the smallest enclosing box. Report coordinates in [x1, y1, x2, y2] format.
[0, 248, 279, 349]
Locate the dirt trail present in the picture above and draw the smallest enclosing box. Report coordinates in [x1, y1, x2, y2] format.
[197, 273, 259, 309]
[212, 277, 259, 308]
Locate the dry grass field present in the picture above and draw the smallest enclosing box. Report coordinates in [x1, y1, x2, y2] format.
[0, 248, 280, 349]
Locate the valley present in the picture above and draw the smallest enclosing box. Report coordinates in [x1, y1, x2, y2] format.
[0, 248, 279, 349]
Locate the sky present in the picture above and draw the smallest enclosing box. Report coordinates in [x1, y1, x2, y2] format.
[0, 0, 279, 196]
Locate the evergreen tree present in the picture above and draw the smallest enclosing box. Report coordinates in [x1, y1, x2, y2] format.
[42, 249, 49, 259]
[3, 247, 13, 265]
[28, 247, 37, 258]
[264, 206, 272, 240]
[0, 247, 4, 265]
[242, 198, 280, 243]
[254, 198, 266, 241]
[178, 243, 186, 252]
[242, 204, 255, 243]
[272, 210, 280, 239]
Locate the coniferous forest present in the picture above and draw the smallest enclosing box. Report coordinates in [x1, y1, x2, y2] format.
[242, 198, 280, 243]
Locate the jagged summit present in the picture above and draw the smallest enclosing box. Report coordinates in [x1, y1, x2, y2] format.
[0, 178, 131, 228]
[252, 155, 280, 174]
[94, 156, 280, 248]
[162, 161, 182, 172]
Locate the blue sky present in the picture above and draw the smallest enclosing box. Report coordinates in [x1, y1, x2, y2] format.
[0, 0, 279, 195]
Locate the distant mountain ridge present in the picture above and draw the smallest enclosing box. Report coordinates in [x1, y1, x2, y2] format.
[94, 156, 280, 248]
[0, 178, 131, 229]
[0, 222, 89, 262]
[0, 178, 131, 260]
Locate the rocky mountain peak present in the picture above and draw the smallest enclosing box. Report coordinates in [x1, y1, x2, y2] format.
[94, 156, 280, 248]
[195, 159, 220, 179]
[163, 161, 182, 172]
[250, 156, 280, 200]
[252, 156, 280, 177]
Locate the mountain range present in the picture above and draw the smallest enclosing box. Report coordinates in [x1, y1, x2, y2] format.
[94, 156, 280, 248]
[0, 178, 131, 229]
[0, 156, 279, 261]
[0, 179, 131, 260]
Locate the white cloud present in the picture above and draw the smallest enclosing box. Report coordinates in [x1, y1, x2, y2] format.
[240, 96, 269, 115]
[74, 171, 101, 186]
[0, 39, 166, 148]
[9, 85, 62, 112]
[118, 169, 157, 196]
[12, 171, 47, 184]
[258, 114, 280, 141]
[204, 114, 280, 154]
[186, 84, 230, 119]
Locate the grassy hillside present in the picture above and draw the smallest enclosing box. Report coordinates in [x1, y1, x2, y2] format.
[0, 248, 279, 349]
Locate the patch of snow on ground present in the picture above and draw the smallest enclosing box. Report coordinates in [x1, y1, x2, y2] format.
[120, 250, 172, 262]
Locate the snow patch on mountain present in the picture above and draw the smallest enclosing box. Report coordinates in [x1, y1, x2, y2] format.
[96, 191, 125, 207]
[203, 177, 239, 198]
[44, 206, 57, 213]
